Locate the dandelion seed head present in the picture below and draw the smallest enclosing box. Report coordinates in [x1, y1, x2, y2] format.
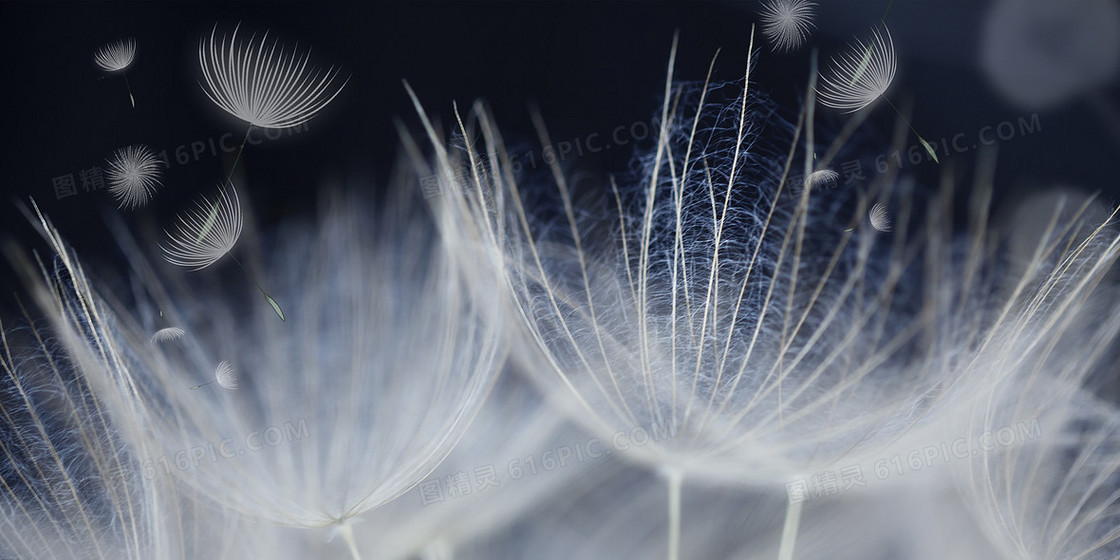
[198, 24, 349, 129]
[93, 38, 136, 72]
[106, 144, 163, 210]
[150, 326, 186, 344]
[759, 0, 817, 53]
[161, 185, 243, 271]
[869, 202, 892, 232]
[215, 360, 238, 390]
[816, 27, 897, 113]
[803, 168, 838, 191]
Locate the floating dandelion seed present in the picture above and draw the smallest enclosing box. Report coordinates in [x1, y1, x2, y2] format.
[818, 25, 940, 163]
[150, 326, 186, 344]
[869, 202, 892, 232]
[191, 361, 239, 390]
[802, 168, 838, 191]
[199, 24, 349, 130]
[162, 185, 285, 320]
[94, 38, 137, 107]
[817, 27, 896, 113]
[163, 185, 243, 271]
[106, 144, 163, 209]
[758, 0, 817, 53]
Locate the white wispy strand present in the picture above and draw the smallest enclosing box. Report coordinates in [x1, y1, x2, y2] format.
[94, 38, 136, 72]
[106, 145, 164, 210]
[198, 24, 348, 129]
[161, 185, 243, 271]
[0, 203, 294, 559]
[963, 392, 1120, 560]
[816, 27, 897, 113]
[26, 189, 502, 558]
[758, 0, 817, 53]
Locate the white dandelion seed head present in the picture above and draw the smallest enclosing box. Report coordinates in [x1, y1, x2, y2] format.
[414, 43, 1120, 488]
[198, 24, 349, 129]
[758, 0, 817, 53]
[215, 360, 239, 390]
[106, 144, 164, 210]
[869, 202, 892, 232]
[150, 326, 186, 344]
[162, 185, 244, 271]
[93, 38, 136, 72]
[803, 168, 838, 191]
[816, 27, 897, 113]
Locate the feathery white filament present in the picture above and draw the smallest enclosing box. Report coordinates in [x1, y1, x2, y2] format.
[198, 24, 348, 129]
[106, 144, 164, 209]
[816, 27, 897, 112]
[93, 38, 136, 72]
[162, 185, 243, 270]
[759, 0, 817, 52]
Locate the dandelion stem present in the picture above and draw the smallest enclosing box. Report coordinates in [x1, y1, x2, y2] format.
[225, 126, 253, 188]
[881, 96, 939, 163]
[777, 496, 804, 560]
[197, 127, 253, 243]
[879, 0, 895, 26]
[123, 73, 135, 108]
[229, 253, 286, 321]
[666, 468, 683, 560]
[337, 523, 363, 560]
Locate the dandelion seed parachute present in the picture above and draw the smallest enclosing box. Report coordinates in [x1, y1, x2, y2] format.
[198, 24, 349, 130]
[151, 326, 186, 344]
[161, 185, 243, 271]
[214, 360, 238, 390]
[93, 38, 135, 72]
[868, 202, 891, 232]
[106, 144, 164, 210]
[758, 0, 817, 53]
[94, 38, 137, 107]
[816, 27, 896, 113]
[802, 168, 837, 191]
